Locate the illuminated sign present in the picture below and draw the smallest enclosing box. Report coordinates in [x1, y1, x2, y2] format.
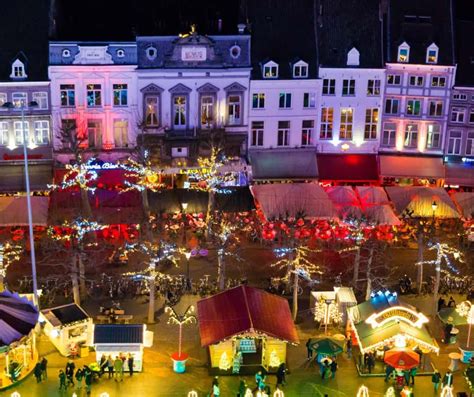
[85, 162, 120, 170]
[181, 47, 206, 61]
[365, 306, 429, 329]
[462, 157, 474, 163]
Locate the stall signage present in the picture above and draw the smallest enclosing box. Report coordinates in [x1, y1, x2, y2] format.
[85, 162, 120, 170]
[181, 46, 206, 61]
[365, 306, 429, 329]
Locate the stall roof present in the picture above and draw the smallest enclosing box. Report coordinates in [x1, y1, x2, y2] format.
[215, 186, 255, 213]
[379, 155, 444, 179]
[250, 150, 318, 180]
[452, 192, 474, 220]
[148, 189, 209, 214]
[0, 196, 49, 226]
[41, 303, 89, 328]
[317, 154, 379, 182]
[94, 325, 144, 345]
[197, 285, 299, 347]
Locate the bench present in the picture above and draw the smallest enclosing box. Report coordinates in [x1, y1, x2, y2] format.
[115, 315, 133, 324]
[96, 315, 112, 324]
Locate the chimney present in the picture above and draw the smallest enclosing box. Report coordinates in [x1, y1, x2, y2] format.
[237, 23, 246, 34]
[218, 18, 223, 33]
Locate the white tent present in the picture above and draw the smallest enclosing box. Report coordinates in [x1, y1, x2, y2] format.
[0, 196, 49, 226]
[385, 186, 460, 218]
[250, 183, 337, 220]
[452, 192, 474, 220]
[356, 186, 401, 226]
[326, 186, 363, 219]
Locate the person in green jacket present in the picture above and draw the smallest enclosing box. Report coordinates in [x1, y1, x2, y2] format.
[58, 370, 66, 390]
[114, 356, 123, 382]
[238, 379, 248, 397]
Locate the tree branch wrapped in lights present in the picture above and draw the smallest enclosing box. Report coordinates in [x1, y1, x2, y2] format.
[0, 242, 23, 291]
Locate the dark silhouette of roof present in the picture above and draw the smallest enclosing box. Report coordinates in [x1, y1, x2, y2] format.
[41, 303, 89, 327]
[94, 324, 144, 344]
[0, 0, 50, 81]
[246, 0, 318, 79]
[453, 0, 474, 86]
[317, 0, 383, 68]
[385, 0, 455, 65]
[52, 0, 242, 40]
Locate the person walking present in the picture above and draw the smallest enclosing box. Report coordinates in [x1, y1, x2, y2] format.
[33, 362, 42, 383]
[211, 376, 220, 397]
[65, 360, 75, 387]
[276, 363, 287, 387]
[75, 368, 83, 389]
[127, 353, 134, 376]
[385, 365, 394, 382]
[409, 366, 417, 385]
[432, 370, 441, 392]
[238, 378, 248, 397]
[114, 355, 123, 382]
[84, 367, 92, 396]
[306, 338, 313, 360]
[107, 355, 114, 378]
[367, 353, 375, 374]
[255, 371, 264, 388]
[346, 336, 352, 359]
[99, 354, 107, 376]
[58, 369, 67, 390]
[40, 357, 48, 380]
[330, 360, 338, 379]
[443, 370, 454, 388]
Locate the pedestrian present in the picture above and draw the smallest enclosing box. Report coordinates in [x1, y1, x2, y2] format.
[306, 338, 313, 360]
[330, 360, 338, 379]
[107, 354, 114, 378]
[385, 365, 394, 382]
[238, 378, 248, 397]
[257, 374, 266, 392]
[432, 370, 441, 392]
[443, 370, 454, 387]
[255, 370, 263, 388]
[114, 355, 123, 381]
[448, 296, 455, 308]
[212, 376, 220, 397]
[84, 367, 92, 396]
[127, 353, 134, 376]
[363, 353, 369, 373]
[322, 360, 331, 380]
[65, 360, 75, 387]
[403, 369, 410, 386]
[444, 322, 454, 344]
[346, 336, 352, 359]
[99, 354, 107, 376]
[40, 357, 48, 380]
[438, 297, 446, 312]
[276, 363, 287, 386]
[34, 362, 42, 383]
[367, 353, 375, 374]
[75, 368, 83, 389]
[409, 366, 417, 385]
[58, 369, 67, 390]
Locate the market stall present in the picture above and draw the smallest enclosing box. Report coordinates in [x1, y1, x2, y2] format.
[197, 285, 299, 375]
[40, 303, 93, 357]
[310, 287, 357, 328]
[348, 290, 439, 374]
[92, 324, 152, 372]
[0, 290, 39, 389]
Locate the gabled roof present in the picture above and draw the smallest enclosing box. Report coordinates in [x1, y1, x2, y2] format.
[317, 0, 383, 68]
[385, 0, 455, 65]
[247, 0, 318, 79]
[197, 286, 299, 346]
[0, 0, 50, 81]
[41, 303, 90, 327]
[94, 324, 144, 345]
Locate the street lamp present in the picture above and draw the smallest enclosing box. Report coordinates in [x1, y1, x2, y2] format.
[185, 251, 192, 288]
[2, 100, 39, 306]
[432, 200, 438, 219]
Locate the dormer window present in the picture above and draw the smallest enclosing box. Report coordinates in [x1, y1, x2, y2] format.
[146, 46, 157, 60]
[398, 42, 410, 63]
[116, 49, 125, 58]
[346, 47, 360, 66]
[10, 59, 27, 79]
[263, 61, 278, 79]
[426, 43, 439, 64]
[229, 45, 241, 59]
[293, 61, 308, 78]
[62, 49, 71, 58]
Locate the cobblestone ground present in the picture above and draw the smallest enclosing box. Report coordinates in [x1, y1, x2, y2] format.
[7, 293, 474, 397]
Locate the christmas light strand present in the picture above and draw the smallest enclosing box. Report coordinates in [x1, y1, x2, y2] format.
[120, 158, 165, 193]
[0, 242, 22, 278]
[48, 158, 99, 192]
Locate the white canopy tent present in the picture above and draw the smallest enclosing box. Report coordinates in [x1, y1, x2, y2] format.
[325, 186, 363, 219]
[0, 196, 49, 226]
[356, 186, 401, 226]
[250, 183, 337, 220]
[452, 192, 474, 220]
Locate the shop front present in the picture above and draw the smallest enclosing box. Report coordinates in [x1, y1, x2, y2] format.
[197, 286, 299, 375]
[317, 154, 379, 186]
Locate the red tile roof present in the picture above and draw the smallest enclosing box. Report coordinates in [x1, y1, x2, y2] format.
[197, 286, 299, 347]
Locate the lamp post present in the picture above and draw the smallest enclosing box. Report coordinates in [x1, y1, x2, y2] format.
[431, 200, 438, 219]
[2, 100, 39, 306]
[185, 251, 192, 288]
[181, 201, 188, 245]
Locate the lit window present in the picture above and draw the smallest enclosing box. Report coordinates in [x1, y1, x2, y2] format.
[263, 61, 278, 78]
[113, 119, 128, 147]
[10, 59, 27, 79]
[0, 121, 9, 145]
[12, 92, 27, 109]
[200, 95, 215, 127]
[87, 119, 103, 148]
[34, 120, 50, 145]
[252, 93, 265, 109]
[387, 74, 401, 85]
[320, 107, 333, 139]
[227, 95, 241, 125]
[0, 93, 7, 109]
[426, 124, 440, 149]
[367, 79, 381, 96]
[32, 92, 48, 109]
[404, 124, 418, 147]
[113, 84, 128, 106]
[339, 108, 353, 140]
[364, 108, 378, 140]
[86, 84, 102, 107]
[303, 92, 316, 108]
[426, 43, 439, 64]
[431, 76, 446, 87]
[60, 84, 75, 107]
[398, 42, 410, 63]
[14, 121, 29, 145]
[406, 99, 422, 116]
[145, 95, 159, 126]
[173, 95, 187, 128]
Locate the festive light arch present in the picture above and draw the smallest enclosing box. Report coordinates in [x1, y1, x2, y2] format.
[365, 306, 429, 329]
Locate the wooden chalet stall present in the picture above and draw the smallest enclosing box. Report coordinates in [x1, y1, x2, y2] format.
[197, 286, 299, 375]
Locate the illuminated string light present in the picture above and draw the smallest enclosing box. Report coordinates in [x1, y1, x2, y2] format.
[165, 305, 196, 357]
[0, 242, 22, 280]
[48, 158, 99, 192]
[357, 385, 370, 397]
[271, 246, 322, 284]
[48, 218, 106, 243]
[120, 158, 165, 192]
[416, 242, 465, 274]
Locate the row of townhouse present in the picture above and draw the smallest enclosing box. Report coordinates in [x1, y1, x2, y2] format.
[1, 0, 473, 191]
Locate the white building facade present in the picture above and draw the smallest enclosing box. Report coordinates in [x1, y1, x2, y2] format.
[49, 42, 138, 164]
